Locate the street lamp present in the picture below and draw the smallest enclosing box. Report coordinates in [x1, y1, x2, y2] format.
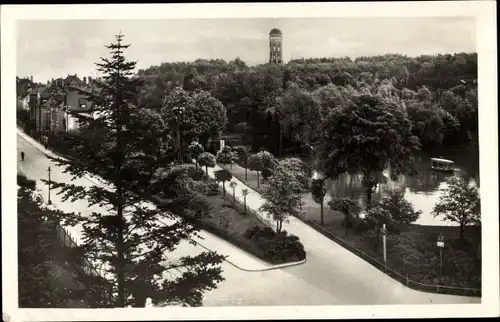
[381, 224, 387, 269]
[437, 234, 445, 281]
[242, 188, 249, 215]
[47, 166, 52, 205]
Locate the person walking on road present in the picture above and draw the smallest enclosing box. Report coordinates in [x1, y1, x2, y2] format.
[20, 151, 25, 162]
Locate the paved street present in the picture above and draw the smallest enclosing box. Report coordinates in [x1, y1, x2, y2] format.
[17, 132, 480, 306]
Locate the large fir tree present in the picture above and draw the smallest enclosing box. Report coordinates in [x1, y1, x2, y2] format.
[47, 33, 225, 307]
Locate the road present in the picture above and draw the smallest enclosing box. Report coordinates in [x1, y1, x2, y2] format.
[17, 132, 480, 306]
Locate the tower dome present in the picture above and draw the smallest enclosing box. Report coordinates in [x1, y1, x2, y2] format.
[269, 28, 282, 35]
[269, 28, 283, 64]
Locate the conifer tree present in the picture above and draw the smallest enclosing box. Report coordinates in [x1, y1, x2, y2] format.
[47, 33, 225, 307]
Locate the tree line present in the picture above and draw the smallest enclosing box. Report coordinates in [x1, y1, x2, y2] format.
[136, 52, 478, 156]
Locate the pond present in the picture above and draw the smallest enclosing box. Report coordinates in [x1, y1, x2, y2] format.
[319, 143, 480, 227]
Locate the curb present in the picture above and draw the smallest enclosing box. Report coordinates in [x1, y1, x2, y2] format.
[17, 128, 306, 272]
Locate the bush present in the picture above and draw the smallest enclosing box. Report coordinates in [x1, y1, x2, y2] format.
[244, 225, 306, 263]
[206, 181, 220, 196]
[221, 201, 236, 210]
[186, 166, 207, 181]
[366, 191, 421, 234]
[233, 146, 248, 163]
[216, 149, 233, 165]
[261, 167, 274, 180]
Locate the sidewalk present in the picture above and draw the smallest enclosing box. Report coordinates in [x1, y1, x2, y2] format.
[17, 128, 304, 272]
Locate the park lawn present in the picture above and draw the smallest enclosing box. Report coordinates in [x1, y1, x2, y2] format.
[221, 163, 267, 192]
[203, 193, 267, 238]
[194, 192, 305, 265]
[221, 162, 340, 224]
[311, 216, 481, 290]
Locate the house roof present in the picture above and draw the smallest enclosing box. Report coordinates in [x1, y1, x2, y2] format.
[16, 77, 34, 97]
[41, 93, 65, 108]
[64, 74, 84, 86]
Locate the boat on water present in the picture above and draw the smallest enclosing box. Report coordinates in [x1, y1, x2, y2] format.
[430, 157, 455, 172]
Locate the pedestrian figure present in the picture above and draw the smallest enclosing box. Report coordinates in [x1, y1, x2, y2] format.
[20, 151, 25, 162]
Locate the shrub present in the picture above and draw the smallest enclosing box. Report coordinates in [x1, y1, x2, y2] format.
[221, 201, 236, 210]
[216, 149, 234, 170]
[206, 181, 220, 196]
[233, 146, 248, 164]
[186, 166, 207, 181]
[257, 150, 277, 170]
[244, 225, 306, 263]
[197, 152, 216, 174]
[188, 141, 204, 160]
[261, 167, 274, 180]
[366, 190, 421, 234]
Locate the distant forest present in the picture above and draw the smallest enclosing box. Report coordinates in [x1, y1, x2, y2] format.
[136, 53, 478, 156]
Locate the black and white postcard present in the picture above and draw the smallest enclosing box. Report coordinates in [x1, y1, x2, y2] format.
[1, 2, 498, 321]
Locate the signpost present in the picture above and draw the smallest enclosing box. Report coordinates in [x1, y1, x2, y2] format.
[437, 234, 445, 280]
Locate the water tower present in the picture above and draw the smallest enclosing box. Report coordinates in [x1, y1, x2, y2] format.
[269, 28, 283, 64]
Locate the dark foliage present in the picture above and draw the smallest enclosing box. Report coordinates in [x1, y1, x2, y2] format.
[244, 226, 306, 263]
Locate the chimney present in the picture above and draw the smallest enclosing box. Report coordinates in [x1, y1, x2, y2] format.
[88, 76, 93, 85]
[30, 76, 33, 82]
[83, 77, 87, 84]
[47, 80, 49, 84]
[62, 79, 65, 88]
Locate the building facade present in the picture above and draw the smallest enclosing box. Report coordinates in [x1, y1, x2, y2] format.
[269, 28, 283, 64]
[18, 74, 96, 133]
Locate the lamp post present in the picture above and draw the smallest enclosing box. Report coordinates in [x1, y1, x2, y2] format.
[47, 166, 52, 205]
[229, 181, 237, 205]
[242, 188, 249, 215]
[437, 234, 445, 281]
[381, 224, 387, 269]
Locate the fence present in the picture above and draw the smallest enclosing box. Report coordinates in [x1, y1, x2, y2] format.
[53, 223, 102, 277]
[303, 219, 481, 297]
[19, 208, 103, 278]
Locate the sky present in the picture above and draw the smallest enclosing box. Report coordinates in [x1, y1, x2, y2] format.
[17, 17, 476, 83]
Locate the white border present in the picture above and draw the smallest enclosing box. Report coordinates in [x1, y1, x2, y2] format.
[2, 1, 498, 321]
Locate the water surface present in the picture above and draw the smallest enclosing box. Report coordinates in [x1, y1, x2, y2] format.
[321, 144, 479, 226]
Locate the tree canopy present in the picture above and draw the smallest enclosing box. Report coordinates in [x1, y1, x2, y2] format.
[259, 163, 303, 233]
[432, 177, 481, 241]
[316, 93, 421, 205]
[137, 53, 477, 155]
